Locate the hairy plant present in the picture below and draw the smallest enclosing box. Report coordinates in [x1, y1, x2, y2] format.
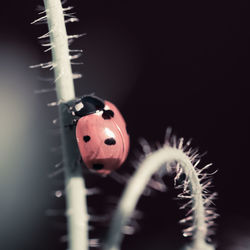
[31, 1, 218, 250]
[31, 0, 88, 250]
[104, 131, 218, 250]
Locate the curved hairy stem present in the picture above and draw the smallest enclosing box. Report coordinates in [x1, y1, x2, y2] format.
[42, 1, 88, 250]
[104, 143, 216, 250]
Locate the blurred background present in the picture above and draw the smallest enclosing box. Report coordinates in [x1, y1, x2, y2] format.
[0, 0, 250, 249]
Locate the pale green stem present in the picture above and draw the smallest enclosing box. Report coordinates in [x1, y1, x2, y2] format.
[43, 0, 88, 250]
[104, 146, 214, 250]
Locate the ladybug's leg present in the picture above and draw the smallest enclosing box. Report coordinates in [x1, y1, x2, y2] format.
[72, 153, 83, 171]
[77, 154, 84, 166]
[64, 117, 80, 129]
[69, 153, 83, 173]
[64, 102, 75, 114]
[62, 100, 81, 129]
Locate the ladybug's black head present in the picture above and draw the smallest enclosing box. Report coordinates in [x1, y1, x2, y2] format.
[74, 95, 105, 117]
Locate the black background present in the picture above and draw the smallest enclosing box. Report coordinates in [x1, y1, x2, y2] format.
[0, 0, 250, 249]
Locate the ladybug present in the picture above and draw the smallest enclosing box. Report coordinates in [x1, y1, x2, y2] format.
[70, 95, 130, 175]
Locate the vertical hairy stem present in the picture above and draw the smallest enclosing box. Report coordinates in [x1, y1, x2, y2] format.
[44, 0, 74, 101]
[104, 146, 215, 250]
[43, 1, 88, 250]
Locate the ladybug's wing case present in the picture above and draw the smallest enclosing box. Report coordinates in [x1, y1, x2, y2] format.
[76, 112, 126, 175]
[104, 101, 130, 163]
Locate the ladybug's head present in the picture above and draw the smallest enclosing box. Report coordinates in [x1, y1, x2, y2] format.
[73, 95, 105, 117]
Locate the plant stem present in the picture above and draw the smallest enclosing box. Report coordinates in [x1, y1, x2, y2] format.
[104, 146, 215, 250]
[43, 0, 88, 249]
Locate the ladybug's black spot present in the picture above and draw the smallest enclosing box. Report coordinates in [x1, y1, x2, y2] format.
[83, 135, 91, 142]
[102, 110, 114, 120]
[92, 164, 104, 170]
[104, 138, 116, 145]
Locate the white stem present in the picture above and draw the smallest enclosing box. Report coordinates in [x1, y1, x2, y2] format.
[44, 0, 74, 101]
[43, 1, 88, 250]
[104, 146, 214, 250]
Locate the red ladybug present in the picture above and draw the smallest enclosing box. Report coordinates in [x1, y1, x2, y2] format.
[71, 95, 129, 175]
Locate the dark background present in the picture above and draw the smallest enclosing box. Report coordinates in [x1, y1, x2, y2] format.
[0, 0, 250, 249]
